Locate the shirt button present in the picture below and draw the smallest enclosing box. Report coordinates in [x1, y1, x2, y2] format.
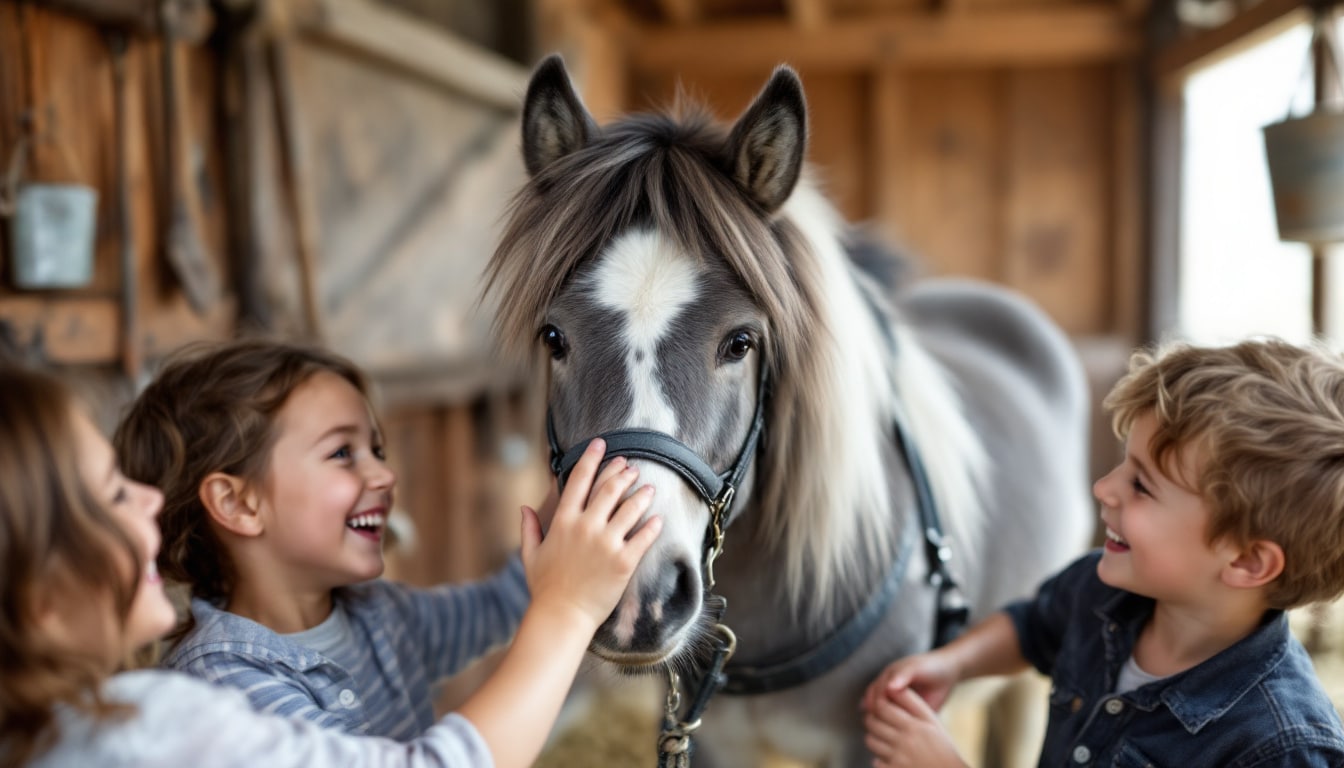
[1070, 696, 1083, 713]
[1072, 745, 1091, 763]
[338, 689, 357, 708]
[1105, 698, 1124, 715]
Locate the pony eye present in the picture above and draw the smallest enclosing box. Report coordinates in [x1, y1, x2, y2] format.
[539, 324, 569, 360]
[719, 330, 755, 363]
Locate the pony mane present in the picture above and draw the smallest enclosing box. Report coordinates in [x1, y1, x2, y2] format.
[484, 104, 987, 624]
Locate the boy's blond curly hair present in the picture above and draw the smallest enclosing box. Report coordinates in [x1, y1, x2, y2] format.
[1104, 338, 1344, 609]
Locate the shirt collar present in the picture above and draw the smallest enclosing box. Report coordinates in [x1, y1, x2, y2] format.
[1094, 591, 1289, 734]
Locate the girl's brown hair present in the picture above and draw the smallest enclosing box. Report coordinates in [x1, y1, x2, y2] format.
[113, 340, 369, 625]
[0, 365, 140, 766]
[1105, 338, 1344, 609]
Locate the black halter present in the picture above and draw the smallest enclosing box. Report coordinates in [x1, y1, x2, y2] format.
[545, 349, 968, 766]
[545, 362, 770, 588]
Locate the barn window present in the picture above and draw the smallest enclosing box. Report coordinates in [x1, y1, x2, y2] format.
[1179, 22, 1316, 344]
[1157, 7, 1344, 346]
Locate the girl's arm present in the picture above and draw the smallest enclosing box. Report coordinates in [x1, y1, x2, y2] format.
[457, 442, 661, 768]
[396, 555, 530, 681]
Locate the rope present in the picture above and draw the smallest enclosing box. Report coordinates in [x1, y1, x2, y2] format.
[656, 623, 736, 767]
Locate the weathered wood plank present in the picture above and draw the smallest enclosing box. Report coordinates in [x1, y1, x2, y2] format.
[1110, 61, 1143, 339]
[901, 70, 1001, 281]
[631, 7, 1140, 72]
[280, 0, 528, 110]
[1001, 66, 1109, 335]
[0, 5, 233, 367]
[0, 296, 119, 363]
[869, 65, 911, 242]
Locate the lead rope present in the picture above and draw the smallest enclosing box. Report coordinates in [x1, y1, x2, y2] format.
[657, 621, 737, 767]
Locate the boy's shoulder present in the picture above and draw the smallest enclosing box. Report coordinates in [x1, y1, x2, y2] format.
[1159, 618, 1344, 764]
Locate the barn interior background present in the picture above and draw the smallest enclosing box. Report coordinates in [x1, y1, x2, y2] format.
[1, 0, 1341, 765]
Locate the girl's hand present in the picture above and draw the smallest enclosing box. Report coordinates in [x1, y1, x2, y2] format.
[862, 649, 959, 714]
[864, 688, 968, 768]
[519, 439, 661, 630]
[532, 478, 561, 532]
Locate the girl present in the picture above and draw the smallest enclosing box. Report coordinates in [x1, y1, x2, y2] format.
[111, 338, 633, 740]
[0, 362, 660, 767]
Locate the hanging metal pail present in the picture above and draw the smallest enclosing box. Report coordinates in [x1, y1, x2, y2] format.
[1263, 109, 1344, 243]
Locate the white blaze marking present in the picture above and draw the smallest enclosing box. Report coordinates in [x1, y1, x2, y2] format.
[589, 230, 699, 433]
[588, 230, 704, 648]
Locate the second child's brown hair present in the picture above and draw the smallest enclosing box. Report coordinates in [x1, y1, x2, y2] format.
[113, 340, 370, 616]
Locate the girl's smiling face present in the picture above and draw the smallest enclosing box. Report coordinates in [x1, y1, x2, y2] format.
[70, 407, 176, 657]
[251, 371, 395, 594]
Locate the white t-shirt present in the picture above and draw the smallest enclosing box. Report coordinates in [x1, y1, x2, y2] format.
[30, 669, 493, 768]
[1114, 653, 1167, 694]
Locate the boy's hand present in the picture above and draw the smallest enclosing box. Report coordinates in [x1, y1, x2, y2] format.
[519, 439, 661, 630]
[864, 688, 968, 768]
[862, 649, 959, 714]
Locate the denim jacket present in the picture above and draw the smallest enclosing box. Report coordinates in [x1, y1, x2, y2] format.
[1004, 552, 1344, 768]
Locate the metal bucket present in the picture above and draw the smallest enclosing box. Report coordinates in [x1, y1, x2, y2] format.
[9, 182, 98, 288]
[1263, 109, 1344, 243]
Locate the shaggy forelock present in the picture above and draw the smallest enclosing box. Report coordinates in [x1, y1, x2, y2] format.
[484, 108, 812, 379]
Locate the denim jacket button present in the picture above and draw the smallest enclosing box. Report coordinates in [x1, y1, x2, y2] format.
[338, 688, 357, 708]
[1072, 745, 1091, 763]
[1105, 698, 1124, 715]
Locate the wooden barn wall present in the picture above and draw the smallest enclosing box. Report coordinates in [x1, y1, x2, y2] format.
[633, 61, 1139, 340]
[0, 3, 234, 372]
[0, 0, 551, 685]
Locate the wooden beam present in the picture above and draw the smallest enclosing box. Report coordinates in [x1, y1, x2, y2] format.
[630, 7, 1140, 72]
[38, 0, 156, 32]
[658, 0, 701, 25]
[869, 66, 909, 240]
[1152, 0, 1306, 79]
[279, 0, 527, 111]
[785, 0, 827, 30]
[0, 297, 120, 364]
[1110, 61, 1143, 339]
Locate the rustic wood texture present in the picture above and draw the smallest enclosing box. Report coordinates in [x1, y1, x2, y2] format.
[899, 70, 1003, 282]
[0, 2, 233, 365]
[629, 6, 1140, 72]
[265, 29, 527, 389]
[1001, 66, 1110, 334]
[629, 53, 1133, 337]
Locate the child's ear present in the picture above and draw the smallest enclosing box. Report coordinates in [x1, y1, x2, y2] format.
[1223, 540, 1285, 590]
[200, 472, 264, 537]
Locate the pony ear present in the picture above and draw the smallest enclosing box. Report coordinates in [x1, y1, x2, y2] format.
[724, 65, 808, 213]
[521, 54, 597, 177]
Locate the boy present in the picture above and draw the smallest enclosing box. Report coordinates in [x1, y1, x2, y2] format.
[862, 338, 1344, 768]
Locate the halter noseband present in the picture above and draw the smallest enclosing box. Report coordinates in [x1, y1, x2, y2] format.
[545, 362, 769, 588]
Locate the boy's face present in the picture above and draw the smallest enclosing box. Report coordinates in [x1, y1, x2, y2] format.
[1093, 411, 1237, 604]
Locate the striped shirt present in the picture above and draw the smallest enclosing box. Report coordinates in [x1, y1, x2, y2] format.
[161, 556, 529, 740]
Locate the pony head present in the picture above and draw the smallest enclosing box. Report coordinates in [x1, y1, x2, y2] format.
[486, 56, 905, 670]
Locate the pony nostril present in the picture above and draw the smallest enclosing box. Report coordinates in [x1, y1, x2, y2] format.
[663, 558, 698, 624]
